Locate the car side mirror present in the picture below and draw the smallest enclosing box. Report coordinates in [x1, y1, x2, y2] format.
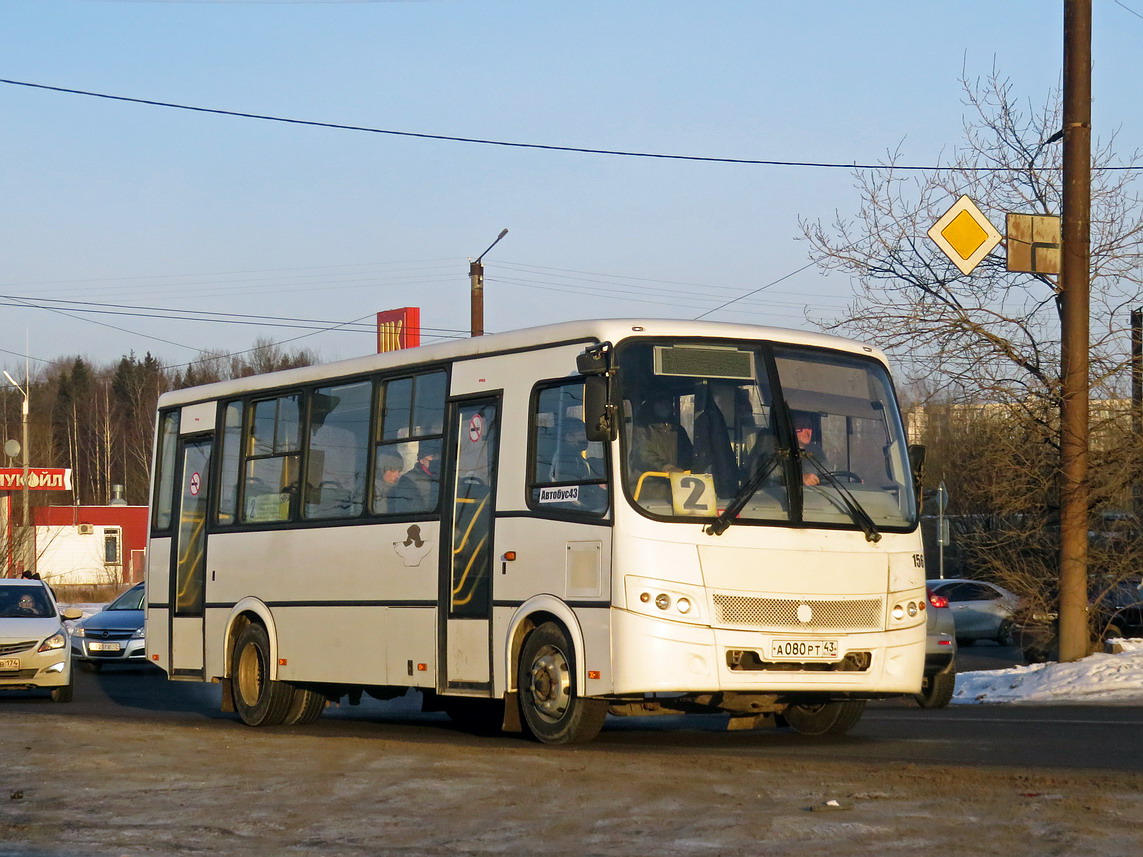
[60, 607, 84, 621]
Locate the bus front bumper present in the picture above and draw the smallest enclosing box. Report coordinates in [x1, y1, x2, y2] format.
[609, 608, 924, 696]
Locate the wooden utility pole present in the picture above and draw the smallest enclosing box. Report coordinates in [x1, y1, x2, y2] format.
[1132, 309, 1142, 518]
[469, 228, 508, 338]
[1058, 0, 1092, 662]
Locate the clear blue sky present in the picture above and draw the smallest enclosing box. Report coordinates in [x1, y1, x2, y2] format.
[2, 0, 1139, 374]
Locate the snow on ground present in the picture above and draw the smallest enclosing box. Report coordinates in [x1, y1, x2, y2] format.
[953, 638, 1143, 704]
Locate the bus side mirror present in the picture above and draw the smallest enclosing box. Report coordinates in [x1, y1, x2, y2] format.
[583, 376, 616, 442]
[908, 444, 926, 508]
[576, 342, 611, 376]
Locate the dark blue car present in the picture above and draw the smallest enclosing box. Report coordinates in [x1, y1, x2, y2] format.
[70, 582, 146, 672]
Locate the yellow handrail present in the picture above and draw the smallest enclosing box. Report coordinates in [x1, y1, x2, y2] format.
[452, 494, 489, 555]
[451, 534, 488, 605]
[633, 470, 691, 501]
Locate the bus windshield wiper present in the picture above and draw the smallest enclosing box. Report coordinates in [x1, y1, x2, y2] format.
[801, 453, 882, 543]
[705, 451, 782, 537]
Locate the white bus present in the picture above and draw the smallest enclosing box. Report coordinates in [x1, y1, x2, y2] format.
[145, 319, 928, 744]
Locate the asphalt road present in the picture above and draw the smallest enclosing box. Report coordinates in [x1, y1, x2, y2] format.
[5, 662, 1140, 774]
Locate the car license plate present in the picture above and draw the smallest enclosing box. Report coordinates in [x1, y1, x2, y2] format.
[0, 657, 20, 670]
[768, 639, 839, 660]
[89, 642, 122, 652]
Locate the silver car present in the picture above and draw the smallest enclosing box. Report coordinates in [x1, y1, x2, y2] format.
[915, 587, 957, 708]
[70, 582, 146, 672]
[0, 579, 83, 702]
[928, 577, 1018, 646]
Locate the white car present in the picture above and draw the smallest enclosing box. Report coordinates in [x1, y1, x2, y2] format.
[928, 578, 1019, 646]
[0, 578, 83, 702]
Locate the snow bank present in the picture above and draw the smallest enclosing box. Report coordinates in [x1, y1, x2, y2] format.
[953, 640, 1143, 704]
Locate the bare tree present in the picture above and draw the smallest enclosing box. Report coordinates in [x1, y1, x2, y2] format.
[803, 68, 1143, 407]
[803, 68, 1143, 653]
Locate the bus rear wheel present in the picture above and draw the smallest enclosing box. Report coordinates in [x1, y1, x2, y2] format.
[782, 700, 865, 736]
[232, 623, 293, 726]
[282, 685, 326, 726]
[517, 622, 606, 745]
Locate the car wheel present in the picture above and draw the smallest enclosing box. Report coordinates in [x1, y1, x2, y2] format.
[517, 622, 606, 745]
[781, 700, 865, 735]
[50, 676, 74, 703]
[996, 620, 1014, 646]
[77, 660, 102, 674]
[231, 623, 293, 726]
[914, 668, 955, 709]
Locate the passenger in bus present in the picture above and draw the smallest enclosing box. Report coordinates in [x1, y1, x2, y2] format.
[631, 394, 692, 475]
[390, 439, 442, 514]
[373, 451, 406, 514]
[691, 385, 738, 496]
[551, 420, 600, 482]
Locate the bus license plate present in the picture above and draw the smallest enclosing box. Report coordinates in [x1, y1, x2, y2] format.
[89, 642, 121, 652]
[0, 657, 20, 670]
[769, 639, 839, 660]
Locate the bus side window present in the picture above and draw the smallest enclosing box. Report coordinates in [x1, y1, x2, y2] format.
[152, 411, 179, 532]
[216, 401, 243, 526]
[304, 381, 371, 520]
[242, 394, 302, 523]
[373, 370, 447, 516]
[528, 380, 608, 516]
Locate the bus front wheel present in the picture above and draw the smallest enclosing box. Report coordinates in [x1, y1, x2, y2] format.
[782, 700, 865, 736]
[232, 623, 293, 726]
[517, 622, 606, 745]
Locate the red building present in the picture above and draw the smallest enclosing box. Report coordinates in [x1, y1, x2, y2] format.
[27, 505, 149, 585]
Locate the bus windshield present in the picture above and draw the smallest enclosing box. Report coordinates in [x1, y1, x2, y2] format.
[617, 339, 916, 531]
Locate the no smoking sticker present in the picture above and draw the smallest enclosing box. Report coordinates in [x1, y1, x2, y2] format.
[468, 414, 484, 442]
[189, 472, 201, 496]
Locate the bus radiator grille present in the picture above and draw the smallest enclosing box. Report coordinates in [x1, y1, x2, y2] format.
[712, 594, 883, 631]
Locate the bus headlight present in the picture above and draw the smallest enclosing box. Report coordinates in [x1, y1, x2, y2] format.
[625, 576, 706, 625]
[889, 599, 924, 627]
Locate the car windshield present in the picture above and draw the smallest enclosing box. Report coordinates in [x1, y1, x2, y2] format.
[616, 338, 916, 531]
[0, 586, 53, 618]
[108, 585, 145, 611]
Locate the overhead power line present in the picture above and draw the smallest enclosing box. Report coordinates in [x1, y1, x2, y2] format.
[7, 77, 1131, 172]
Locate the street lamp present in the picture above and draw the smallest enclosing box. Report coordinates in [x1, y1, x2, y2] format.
[2, 371, 29, 576]
[469, 228, 508, 337]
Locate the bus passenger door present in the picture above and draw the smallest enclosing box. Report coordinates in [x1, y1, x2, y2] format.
[441, 396, 500, 691]
[169, 435, 212, 677]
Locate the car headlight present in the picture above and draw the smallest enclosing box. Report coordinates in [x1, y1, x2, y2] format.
[39, 631, 68, 652]
[71, 627, 86, 638]
[131, 627, 145, 640]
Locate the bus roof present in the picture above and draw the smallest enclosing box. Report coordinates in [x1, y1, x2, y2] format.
[157, 318, 890, 407]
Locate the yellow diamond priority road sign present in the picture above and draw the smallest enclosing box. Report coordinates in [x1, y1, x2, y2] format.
[927, 195, 1002, 275]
